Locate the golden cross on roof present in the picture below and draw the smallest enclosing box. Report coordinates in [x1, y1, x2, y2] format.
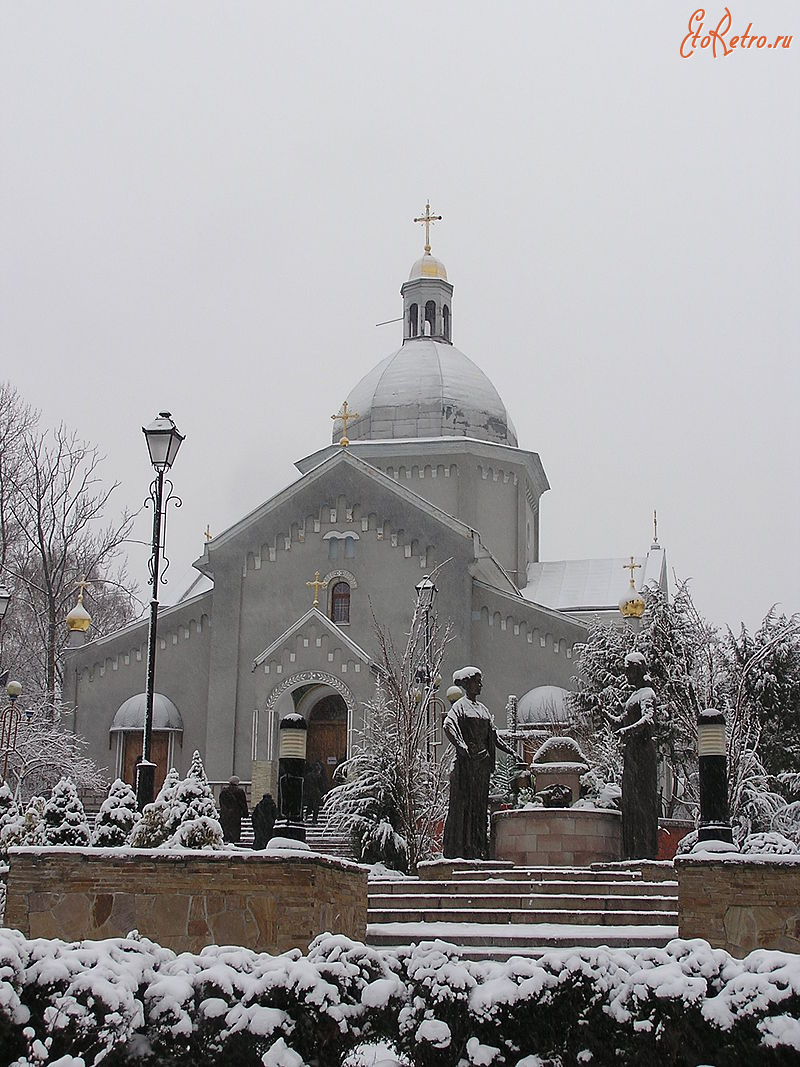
[205, 524, 212, 542]
[331, 400, 359, 448]
[623, 556, 642, 588]
[75, 575, 91, 603]
[306, 570, 328, 608]
[413, 200, 442, 254]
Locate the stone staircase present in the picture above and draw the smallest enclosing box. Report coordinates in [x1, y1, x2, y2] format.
[367, 861, 678, 960]
[240, 812, 358, 862]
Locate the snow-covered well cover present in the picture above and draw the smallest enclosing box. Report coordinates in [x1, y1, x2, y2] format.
[0, 931, 799, 1064]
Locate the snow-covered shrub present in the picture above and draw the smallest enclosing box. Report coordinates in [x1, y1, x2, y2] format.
[675, 829, 699, 855]
[91, 778, 139, 847]
[162, 751, 224, 850]
[740, 831, 799, 856]
[1, 932, 800, 1064]
[129, 767, 182, 848]
[40, 778, 90, 846]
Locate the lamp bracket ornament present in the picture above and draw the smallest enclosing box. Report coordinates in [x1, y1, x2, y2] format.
[144, 477, 182, 587]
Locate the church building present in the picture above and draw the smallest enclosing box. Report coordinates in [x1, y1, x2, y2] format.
[62, 208, 667, 795]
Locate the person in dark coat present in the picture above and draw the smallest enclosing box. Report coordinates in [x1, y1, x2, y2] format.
[251, 792, 278, 849]
[218, 775, 248, 843]
[303, 760, 327, 823]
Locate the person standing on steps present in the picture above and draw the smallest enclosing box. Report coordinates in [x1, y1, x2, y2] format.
[218, 775, 248, 844]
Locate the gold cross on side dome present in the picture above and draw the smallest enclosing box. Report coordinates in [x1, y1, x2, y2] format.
[623, 556, 642, 588]
[306, 570, 328, 608]
[414, 200, 442, 254]
[331, 400, 359, 448]
[75, 575, 91, 603]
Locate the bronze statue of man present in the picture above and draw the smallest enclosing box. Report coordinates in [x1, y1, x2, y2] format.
[442, 666, 516, 860]
[607, 651, 659, 859]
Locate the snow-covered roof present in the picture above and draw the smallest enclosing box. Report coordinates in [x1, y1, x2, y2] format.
[337, 338, 518, 447]
[110, 693, 184, 732]
[522, 547, 666, 613]
[517, 685, 572, 725]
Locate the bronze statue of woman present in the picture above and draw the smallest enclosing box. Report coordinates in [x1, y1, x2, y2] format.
[607, 651, 659, 859]
[442, 666, 516, 860]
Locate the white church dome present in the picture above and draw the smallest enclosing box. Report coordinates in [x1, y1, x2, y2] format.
[337, 338, 518, 446]
[517, 685, 572, 726]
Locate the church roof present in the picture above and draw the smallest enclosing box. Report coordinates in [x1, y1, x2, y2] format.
[337, 338, 518, 447]
[110, 693, 184, 732]
[522, 547, 666, 614]
[193, 447, 521, 597]
[252, 607, 373, 670]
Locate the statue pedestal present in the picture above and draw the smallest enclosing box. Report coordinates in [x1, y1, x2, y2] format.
[493, 807, 621, 866]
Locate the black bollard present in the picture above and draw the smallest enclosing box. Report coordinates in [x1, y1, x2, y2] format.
[697, 708, 733, 844]
[273, 714, 308, 844]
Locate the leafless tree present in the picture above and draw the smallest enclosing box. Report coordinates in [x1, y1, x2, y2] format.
[325, 568, 453, 872]
[0, 695, 107, 803]
[0, 381, 138, 699]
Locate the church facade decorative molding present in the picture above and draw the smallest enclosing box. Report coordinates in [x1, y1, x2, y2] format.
[263, 670, 356, 716]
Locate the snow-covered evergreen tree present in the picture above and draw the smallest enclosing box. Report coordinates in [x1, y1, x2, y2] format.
[163, 751, 224, 849]
[0, 782, 25, 852]
[91, 778, 139, 847]
[129, 767, 183, 848]
[41, 777, 90, 846]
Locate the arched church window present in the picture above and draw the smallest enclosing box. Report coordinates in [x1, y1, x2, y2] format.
[328, 538, 339, 561]
[443, 304, 450, 341]
[408, 303, 418, 337]
[344, 536, 356, 559]
[331, 581, 350, 624]
[425, 300, 436, 336]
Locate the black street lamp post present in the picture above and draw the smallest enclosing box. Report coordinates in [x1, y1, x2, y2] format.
[0, 679, 22, 785]
[137, 412, 184, 811]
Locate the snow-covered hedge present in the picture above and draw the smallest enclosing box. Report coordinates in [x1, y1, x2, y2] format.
[0, 932, 799, 1065]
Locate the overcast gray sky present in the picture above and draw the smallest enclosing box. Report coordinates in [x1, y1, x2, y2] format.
[1, 2, 797, 632]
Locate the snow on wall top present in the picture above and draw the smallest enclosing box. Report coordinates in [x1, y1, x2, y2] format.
[334, 338, 518, 447]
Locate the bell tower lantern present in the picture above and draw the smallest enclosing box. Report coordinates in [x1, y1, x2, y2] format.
[401, 202, 454, 344]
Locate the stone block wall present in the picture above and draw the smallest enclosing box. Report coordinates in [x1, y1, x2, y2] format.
[5, 847, 367, 955]
[494, 807, 621, 866]
[677, 855, 800, 956]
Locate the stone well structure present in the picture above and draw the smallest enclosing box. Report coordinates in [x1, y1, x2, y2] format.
[494, 807, 621, 866]
[5, 847, 368, 954]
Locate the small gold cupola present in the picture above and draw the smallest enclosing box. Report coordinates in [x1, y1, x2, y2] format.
[66, 578, 92, 633]
[619, 556, 646, 619]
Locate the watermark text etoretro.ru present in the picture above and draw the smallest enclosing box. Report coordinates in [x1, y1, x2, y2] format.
[680, 8, 792, 57]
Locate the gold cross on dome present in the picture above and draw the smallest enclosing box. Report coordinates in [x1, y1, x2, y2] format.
[331, 400, 359, 448]
[306, 570, 328, 608]
[623, 556, 642, 588]
[75, 575, 91, 603]
[413, 201, 442, 254]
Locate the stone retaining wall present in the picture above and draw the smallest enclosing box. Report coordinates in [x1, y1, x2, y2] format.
[493, 807, 621, 866]
[4, 847, 367, 955]
[677, 854, 800, 956]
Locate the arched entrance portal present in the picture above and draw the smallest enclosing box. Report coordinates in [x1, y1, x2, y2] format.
[305, 693, 348, 778]
[253, 672, 355, 798]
